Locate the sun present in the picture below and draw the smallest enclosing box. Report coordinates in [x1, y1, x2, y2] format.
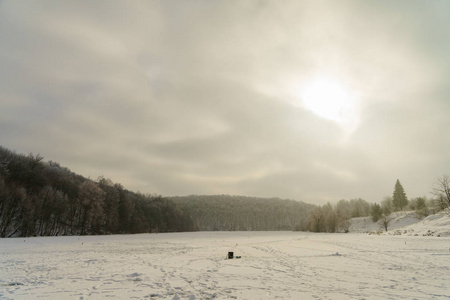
[300, 77, 357, 127]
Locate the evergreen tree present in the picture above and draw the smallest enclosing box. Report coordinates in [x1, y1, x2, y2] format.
[371, 203, 383, 222]
[414, 197, 428, 217]
[392, 179, 408, 211]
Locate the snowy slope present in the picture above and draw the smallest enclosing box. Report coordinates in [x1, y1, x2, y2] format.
[401, 211, 450, 237]
[349, 210, 450, 237]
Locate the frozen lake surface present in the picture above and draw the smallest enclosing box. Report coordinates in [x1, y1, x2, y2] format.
[1, 231, 450, 299]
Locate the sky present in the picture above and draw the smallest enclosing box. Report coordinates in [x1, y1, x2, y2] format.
[1, 1, 449, 205]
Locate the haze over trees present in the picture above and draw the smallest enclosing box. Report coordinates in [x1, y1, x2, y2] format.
[305, 198, 371, 233]
[170, 195, 314, 231]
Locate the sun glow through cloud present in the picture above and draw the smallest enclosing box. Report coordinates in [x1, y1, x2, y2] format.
[300, 77, 358, 132]
[0, 0, 448, 206]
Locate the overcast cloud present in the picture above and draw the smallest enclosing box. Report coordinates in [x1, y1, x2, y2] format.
[1, 0, 449, 204]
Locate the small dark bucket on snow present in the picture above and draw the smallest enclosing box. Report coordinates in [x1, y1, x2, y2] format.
[228, 252, 234, 259]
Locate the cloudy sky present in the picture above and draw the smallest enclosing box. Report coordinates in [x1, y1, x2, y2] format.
[1, 1, 449, 204]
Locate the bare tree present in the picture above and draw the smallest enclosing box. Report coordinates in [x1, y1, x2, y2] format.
[379, 214, 392, 232]
[307, 206, 326, 232]
[432, 175, 450, 210]
[381, 196, 393, 215]
[78, 181, 105, 235]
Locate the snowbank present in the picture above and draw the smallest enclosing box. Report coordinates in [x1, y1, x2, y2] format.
[400, 211, 450, 237]
[349, 210, 450, 237]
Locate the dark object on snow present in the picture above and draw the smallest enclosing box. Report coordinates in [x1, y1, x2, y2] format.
[228, 252, 234, 259]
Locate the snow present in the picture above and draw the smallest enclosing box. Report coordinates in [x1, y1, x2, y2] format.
[1, 214, 450, 299]
[401, 211, 450, 237]
[349, 211, 423, 234]
[349, 210, 450, 237]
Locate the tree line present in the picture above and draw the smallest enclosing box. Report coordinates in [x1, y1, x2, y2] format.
[370, 178, 449, 231]
[304, 198, 371, 233]
[307, 178, 450, 233]
[0, 146, 195, 237]
[169, 195, 315, 231]
[2, 145, 449, 237]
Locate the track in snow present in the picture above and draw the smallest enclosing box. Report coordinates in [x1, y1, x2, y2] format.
[1, 232, 449, 299]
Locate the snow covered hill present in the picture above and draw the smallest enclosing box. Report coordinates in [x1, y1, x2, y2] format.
[349, 210, 450, 237]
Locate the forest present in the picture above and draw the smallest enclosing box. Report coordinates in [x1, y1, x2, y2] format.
[170, 195, 315, 231]
[171, 180, 450, 233]
[1, 145, 449, 237]
[0, 146, 195, 237]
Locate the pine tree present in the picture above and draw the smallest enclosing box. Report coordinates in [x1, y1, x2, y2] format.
[371, 203, 383, 222]
[392, 179, 408, 211]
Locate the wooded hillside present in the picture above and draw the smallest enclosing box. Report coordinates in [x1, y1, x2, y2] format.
[0, 146, 195, 237]
[1, 145, 383, 237]
[170, 195, 315, 231]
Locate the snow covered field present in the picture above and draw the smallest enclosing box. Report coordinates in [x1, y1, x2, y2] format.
[1, 229, 450, 300]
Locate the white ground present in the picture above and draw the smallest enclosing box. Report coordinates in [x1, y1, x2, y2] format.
[349, 211, 450, 237]
[1, 214, 450, 300]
